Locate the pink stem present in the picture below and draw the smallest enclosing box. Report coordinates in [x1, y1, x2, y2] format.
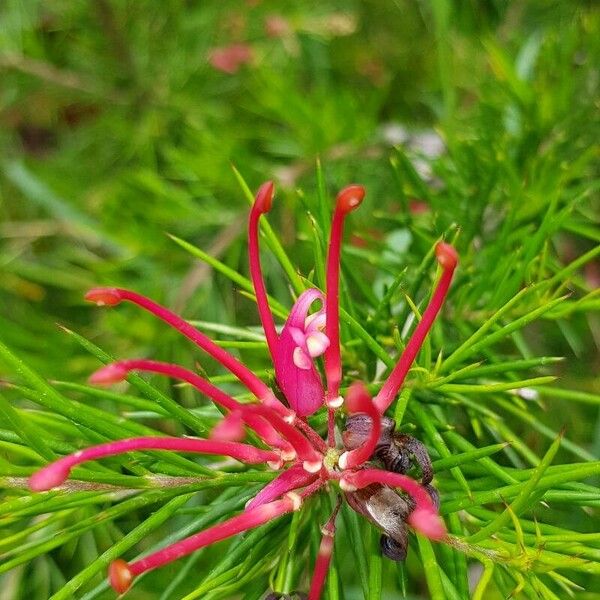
[323, 185, 365, 407]
[29, 438, 279, 492]
[122, 362, 315, 465]
[327, 409, 336, 449]
[248, 181, 279, 358]
[295, 418, 328, 454]
[340, 468, 446, 539]
[110, 496, 300, 592]
[84, 287, 290, 417]
[338, 382, 381, 470]
[93, 359, 322, 468]
[374, 242, 458, 414]
[308, 500, 341, 600]
[246, 463, 318, 510]
[299, 477, 326, 500]
[342, 468, 432, 507]
[250, 406, 323, 470]
[91, 359, 240, 411]
[90, 360, 292, 455]
[308, 531, 334, 600]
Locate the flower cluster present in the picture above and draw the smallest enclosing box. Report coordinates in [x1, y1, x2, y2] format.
[29, 182, 458, 598]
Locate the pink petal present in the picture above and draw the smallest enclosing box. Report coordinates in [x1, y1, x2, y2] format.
[304, 311, 326, 333]
[306, 331, 330, 357]
[288, 326, 307, 348]
[285, 289, 325, 330]
[293, 347, 312, 370]
[274, 289, 325, 416]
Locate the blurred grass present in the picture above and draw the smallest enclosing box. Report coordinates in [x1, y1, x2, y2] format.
[0, 1, 598, 599]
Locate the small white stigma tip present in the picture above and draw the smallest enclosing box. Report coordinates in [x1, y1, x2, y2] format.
[267, 460, 283, 470]
[283, 412, 296, 425]
[338, 452, 349, 470]
[339, 479, 357, 492]
[326, 395, 344, 409]
[303, 459, 323, 473]
[285, 491, 302, 511]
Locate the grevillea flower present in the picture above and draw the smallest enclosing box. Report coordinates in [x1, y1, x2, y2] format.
[29, 181, 458, 598]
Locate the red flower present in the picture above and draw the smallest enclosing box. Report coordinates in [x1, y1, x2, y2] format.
[29, 182, 458, 598]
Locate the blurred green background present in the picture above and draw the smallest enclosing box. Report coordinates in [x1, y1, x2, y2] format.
[0, 1, 598, 599]
[0, 1, 598, 379]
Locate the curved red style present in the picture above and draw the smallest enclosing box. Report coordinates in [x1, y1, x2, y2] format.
[29, 181, 457, 597]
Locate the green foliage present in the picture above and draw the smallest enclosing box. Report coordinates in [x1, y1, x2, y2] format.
[0, 1, 598, 599]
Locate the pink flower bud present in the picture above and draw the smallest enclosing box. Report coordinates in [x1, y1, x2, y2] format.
[275, 289, 326, 416]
